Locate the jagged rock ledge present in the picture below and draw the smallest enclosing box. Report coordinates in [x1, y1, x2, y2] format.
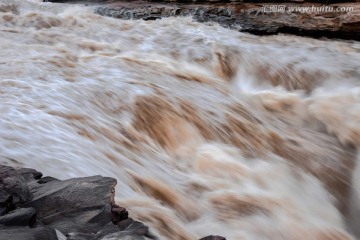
[0, 164, 224, 240]
[91, 1, 360, 40]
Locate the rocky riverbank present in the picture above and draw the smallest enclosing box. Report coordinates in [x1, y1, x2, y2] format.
[0, 164, 224, 240]
[96, 1, 360, 40]
[46, 0, 360, 40]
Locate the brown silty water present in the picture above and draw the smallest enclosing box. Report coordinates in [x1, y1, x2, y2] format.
[1, 0, 360, 239]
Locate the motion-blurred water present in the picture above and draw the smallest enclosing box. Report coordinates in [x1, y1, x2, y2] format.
[1, 0, 360, 239]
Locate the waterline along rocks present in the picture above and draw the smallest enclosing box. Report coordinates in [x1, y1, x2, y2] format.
[46, 0, 360, 40]
[0, 164, 224, 240]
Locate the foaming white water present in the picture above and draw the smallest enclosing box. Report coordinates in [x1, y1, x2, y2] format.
[1, 0, 360, 239]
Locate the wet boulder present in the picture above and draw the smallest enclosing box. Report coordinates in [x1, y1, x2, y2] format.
[0, 164, 223, 239]
[0, 165, 32, 209]
[0, 207, 36, 226]
[0, 226, 59, 240]
[0, 164, 157, 240]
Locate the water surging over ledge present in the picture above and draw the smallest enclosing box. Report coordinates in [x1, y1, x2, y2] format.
[1, 0, 360, 239]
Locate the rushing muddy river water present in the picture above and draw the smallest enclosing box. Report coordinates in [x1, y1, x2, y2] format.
[1, 0, 360, 239]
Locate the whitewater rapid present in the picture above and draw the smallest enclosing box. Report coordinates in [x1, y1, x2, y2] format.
[1, 0, 360, 239]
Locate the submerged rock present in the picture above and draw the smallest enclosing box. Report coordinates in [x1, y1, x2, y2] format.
[199, 236, 226, 240]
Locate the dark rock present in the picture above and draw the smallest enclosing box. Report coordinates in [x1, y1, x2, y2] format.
[199, 235, 226, 240]
[117, 218, 150, 234]
[0, 226, 59, 240]
[143, 15, 162, 20]
[36, 176, 59, 184]
[0, 190, 12, 208]
[16, 168, 43, 182]
[0, 208, 6, 216]
[0, 164, 158, 239]
[0, 207, 36, 226]
[0, 164, 221, 240]
[111, 204, 128, 224]
[21, 175, 117, 234]
[45, 0, 360, 3]
[68, 218, 158, 240]
[0, 165, 32, 206]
